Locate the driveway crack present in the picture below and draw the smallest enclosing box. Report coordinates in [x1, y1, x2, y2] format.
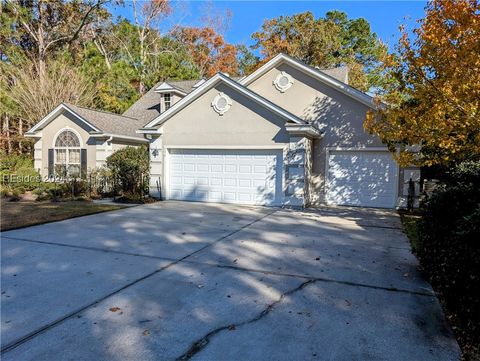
[176, 279, 316, 361]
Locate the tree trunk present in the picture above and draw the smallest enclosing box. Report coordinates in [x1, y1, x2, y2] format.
[36, 0, 47, 85]
[18, 118, 23, 153]
[2, 115, 6, 153]
[93, 35, 112, 70]
[3, 114, 12, 154]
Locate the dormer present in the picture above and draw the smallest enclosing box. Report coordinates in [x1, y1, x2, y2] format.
[154, 82, 188, 113]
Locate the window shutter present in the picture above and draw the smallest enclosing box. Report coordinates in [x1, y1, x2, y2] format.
[81, 149, 87, 178]
[48, 149, 54, 178]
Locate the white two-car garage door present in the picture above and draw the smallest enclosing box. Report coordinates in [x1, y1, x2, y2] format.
[168, 149, 282, 206]
[326, 150, 398, 208]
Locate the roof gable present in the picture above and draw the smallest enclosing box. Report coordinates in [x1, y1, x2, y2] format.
[141, 73, 305, 131]
[154, 82, 187, 95]
[27, 103, 147, 142]
[240, 53, 375, 109]
[27, 103, 101, 134]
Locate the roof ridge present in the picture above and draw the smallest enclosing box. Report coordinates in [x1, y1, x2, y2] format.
[166, 78, 201, 83]
[65, 103, 140, 121]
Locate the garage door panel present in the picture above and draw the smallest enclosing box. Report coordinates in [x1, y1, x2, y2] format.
[326, 151, 397, 208]
[197, 164, 209, 172]
[210, 178, 222, 186]
[211, 164, 222, 172]
[238, 165, 251, 173]
[168, 149, 282, 206]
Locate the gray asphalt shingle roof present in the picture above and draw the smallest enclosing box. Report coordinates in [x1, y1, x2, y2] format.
[122, 68, 348, 125]
[122, 79, 204, 124]
[64, 103, 145, 139]
[321, 66, 349, 84]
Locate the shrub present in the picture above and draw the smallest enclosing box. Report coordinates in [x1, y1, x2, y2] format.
[105, 146, 149, 202]
[417, 160, 480, 358]
[31, 179, 88, 201]
[88, 167, 113, 197]
[0, 152, 41, 192]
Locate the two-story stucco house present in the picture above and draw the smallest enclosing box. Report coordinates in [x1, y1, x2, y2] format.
[26, 54, 419, 208]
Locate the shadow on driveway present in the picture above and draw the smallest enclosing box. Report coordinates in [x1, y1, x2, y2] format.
[1, 201, 460, 361]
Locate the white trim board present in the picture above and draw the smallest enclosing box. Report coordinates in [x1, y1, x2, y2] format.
[325, 146, 391, 152]
[52, 127, 84, 148]
[154, 82, 187, 96]
[142, 73, 306, 130]
[240, 53, 378, 109]
[90, 133, 148, 143]
[164, 145, 287, 150]
[27, 103, 101, 134]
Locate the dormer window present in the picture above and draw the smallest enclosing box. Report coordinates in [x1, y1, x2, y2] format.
[163, 93, 171, 111]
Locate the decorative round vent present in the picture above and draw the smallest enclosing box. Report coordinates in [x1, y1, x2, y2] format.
[211, 92, 232, 115]
[273, 71, 294, 92]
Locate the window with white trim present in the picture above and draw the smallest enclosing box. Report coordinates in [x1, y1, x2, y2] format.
[163, 93, 171, 111]
[54, 130, 81, 177]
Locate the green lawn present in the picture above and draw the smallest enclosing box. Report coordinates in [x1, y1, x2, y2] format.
[1, 199, 126, 231]
[399, 211, 422, 253]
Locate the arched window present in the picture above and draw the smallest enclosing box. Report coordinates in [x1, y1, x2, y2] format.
[54, 130, 82, 177]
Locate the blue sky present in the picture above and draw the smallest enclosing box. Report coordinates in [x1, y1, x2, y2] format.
[109, 1, 428, 52]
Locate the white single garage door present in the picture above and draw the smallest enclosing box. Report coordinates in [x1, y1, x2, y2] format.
[326, 151, 398, 208]
[168, 149, 282, 206]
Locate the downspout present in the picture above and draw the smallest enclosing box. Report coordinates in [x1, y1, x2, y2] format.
[106, 135, 113, 158]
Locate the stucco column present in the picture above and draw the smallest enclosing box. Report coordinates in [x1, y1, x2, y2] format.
[284, 136, 311, 207]
[149, 135, 164, 199]
[33, 138, 43, 176]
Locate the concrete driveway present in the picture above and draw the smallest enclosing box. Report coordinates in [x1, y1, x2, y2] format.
[1, 201, 460, 361]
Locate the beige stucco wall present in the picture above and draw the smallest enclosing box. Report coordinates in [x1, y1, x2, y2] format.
[38, 112, 97, 177]
[161, 83, 290, 146]
[95, 139, 142, 169]
[247, 62, 394, 205]
[37, 112, 143, 177]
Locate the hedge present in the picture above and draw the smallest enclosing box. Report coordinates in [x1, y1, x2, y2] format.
[417, 161, 480, 358]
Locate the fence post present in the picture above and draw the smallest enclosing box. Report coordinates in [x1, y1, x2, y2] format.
[71, 178, 74, 200]
[53, 176, 57, 202]
[156, 176, 162, 200]
[407, 178, 415, 211]
[89, 174, 92, 199]
[113, 175, 116, 202]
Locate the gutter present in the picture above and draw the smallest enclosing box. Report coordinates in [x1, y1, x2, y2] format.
[136, 128, 161, 134]
[285, 124, 323, 139]
[90, 133, 149, 143]
[24, 132, 42, 138]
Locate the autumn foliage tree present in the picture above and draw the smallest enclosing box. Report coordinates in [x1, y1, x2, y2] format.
[364, 0, 480, 167]
[173, 26, 238, 77]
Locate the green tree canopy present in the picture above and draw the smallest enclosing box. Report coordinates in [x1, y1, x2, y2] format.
[251, 11, 388, 92]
